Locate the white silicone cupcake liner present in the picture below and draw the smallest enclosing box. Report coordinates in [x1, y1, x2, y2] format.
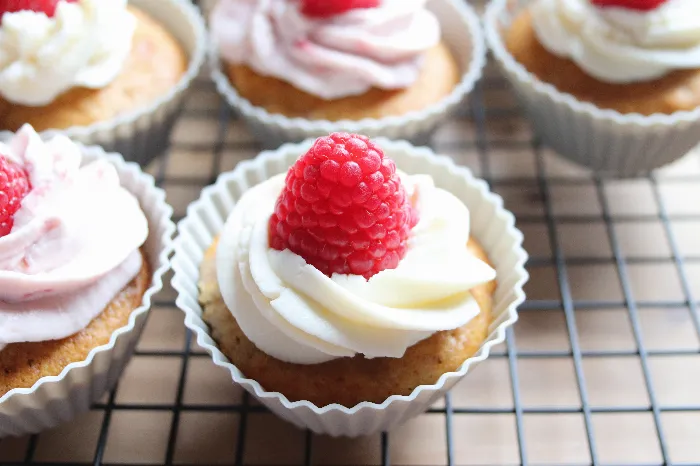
[0, 144, 175, 437]
[484, 0, 700, 178]
[210, 0, 486, 148]
[0, 0, 207, 168]
[172, 139, 529, 437]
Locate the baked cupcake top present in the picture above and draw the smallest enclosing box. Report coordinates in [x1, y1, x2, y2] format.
[210, 0, 441, 99]
[216, 133, 496, 364]
[0, 125, 148, 350]
[530, 0, 700, 83]
[0, 0, 136, 106]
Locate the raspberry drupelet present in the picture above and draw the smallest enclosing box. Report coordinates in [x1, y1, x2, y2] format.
[268, 133, 419, 279]
[0, 155, 31, 237]
[0, 0, 78, 19]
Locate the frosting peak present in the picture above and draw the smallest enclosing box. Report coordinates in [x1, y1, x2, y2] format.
[531, 0, 700, 83]
[211, 0, 441, 99]
[0, 0, 136, 106]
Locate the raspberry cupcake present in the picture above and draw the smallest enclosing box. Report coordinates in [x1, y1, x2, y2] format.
[485, 0, 700, 177]
[0, 0, 206, 166]
[173, 134, 527, 435]
[209, 0, 485, 146]
[0, 125, 173, 436]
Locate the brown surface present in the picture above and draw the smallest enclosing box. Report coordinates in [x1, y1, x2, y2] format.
[0, 251, 151, 397]
[198, 236, 496, 408]
[505, 10, 700, 115]
[0, 7, 188, 132]
[225, 42, 461, 121]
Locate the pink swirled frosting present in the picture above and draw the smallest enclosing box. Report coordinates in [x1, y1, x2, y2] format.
[0, 125, 148, 349]
[211, 0, 441, 99]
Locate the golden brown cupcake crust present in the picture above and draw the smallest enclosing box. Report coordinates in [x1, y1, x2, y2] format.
[225, 42, 461, 121]
[198, 237, 496, 408]
[0, 251, 151, 397]
[505, 10, 700, 115]
[0, 7, 188, 132]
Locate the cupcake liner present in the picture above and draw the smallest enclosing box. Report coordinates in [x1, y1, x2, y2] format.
[0, 0, 207, 168]
[210, 0, 486, 148]
[0, 145, 175, 437]
[484, 0, 700, 178]
[172, 139, 529, 437]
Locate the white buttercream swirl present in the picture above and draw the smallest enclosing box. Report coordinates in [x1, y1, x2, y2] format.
[216, 173, 496, 365]
[0, 0, 136, 106]
[0, 125, 148, 347]
[530, 0, 700, 83]
[211, 0, 441, 100]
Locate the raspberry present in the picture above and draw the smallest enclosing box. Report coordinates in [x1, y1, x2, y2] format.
[590, 0, 668, 11]
[269, 133, 419, 279]
[300, 0, 380, 18]
[0, 155, 31, 237]
[0, 0, 77, 19]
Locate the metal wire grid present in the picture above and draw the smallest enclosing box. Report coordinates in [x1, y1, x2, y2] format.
[2, 15, 700, 466]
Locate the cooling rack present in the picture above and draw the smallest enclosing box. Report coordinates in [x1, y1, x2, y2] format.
[0, 1, 699, 464]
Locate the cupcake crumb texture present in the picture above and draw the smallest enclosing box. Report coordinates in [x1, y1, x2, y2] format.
[226, 42, 460, 120]
[0, 252, 150, 397]
[509, 3, 700, 115]
[199, 237, 496, 408]
[0, 7, 187, 131]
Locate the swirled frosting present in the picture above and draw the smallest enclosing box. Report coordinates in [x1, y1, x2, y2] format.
[0, 125, 148, 349]
[0, 0, 136, 106]
[211, 0, 441, 99]
[531, 0, 700, 83]
[216, 173, 496, 365]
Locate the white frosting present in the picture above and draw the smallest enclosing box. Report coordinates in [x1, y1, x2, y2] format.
[0, 0, 136, 106]
[0, 125, 148, 346]
[216, 173, 496, 365]
[530, 0, 700, 83]
[211, 0, 440, 99]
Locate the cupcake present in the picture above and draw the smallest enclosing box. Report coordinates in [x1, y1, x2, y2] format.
[0, 125, 174, 436]
[173, 134, 527, 436]
[485, 0, 700, 177]
[0, 0, 206, 166]
[209, 0, 485, 146]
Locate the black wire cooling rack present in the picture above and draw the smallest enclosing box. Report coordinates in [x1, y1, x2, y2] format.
[2, 1, 700, 464]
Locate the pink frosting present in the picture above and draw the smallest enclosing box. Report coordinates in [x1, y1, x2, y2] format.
[211, 0, 441, 100]
[0, 125, 148, 347]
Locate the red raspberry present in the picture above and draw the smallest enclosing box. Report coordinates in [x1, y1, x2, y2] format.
[300, 0, 380, 18]
[0, 0, 78, 19]
[269, 133, 419, 279]
[590, 0, 668, 11]
[0, 155, 31, 237]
